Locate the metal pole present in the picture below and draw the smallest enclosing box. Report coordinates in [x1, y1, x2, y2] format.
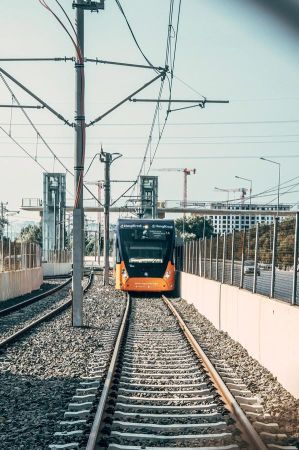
[183, 241, 186, 272]
[253, 223, 259, 294]
[197, 239, 200, 275]
[103, 152, 111, 285]
[203, 237, 207, 278]
[270, 217, 278, 298]
[97, 182, 102, 267]
[231, 230, 235, 285]
[0, 237, 3, 272]
[72, 2, 85, 326]
[240, 229, 246, 289]
[199, 239, 202, 276]
[8, 238, 11, 271]
[192, 241, 195, 274]
[277, 163, 280, 216]
[292, 212, 299, 305]
[222, 232, 226, 284]
[215, 234, 219, 281]
[209, 236, 213, 279]
[186, 241, 189, 273]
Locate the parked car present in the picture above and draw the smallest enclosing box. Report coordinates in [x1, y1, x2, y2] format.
[244, 260, 260, 276]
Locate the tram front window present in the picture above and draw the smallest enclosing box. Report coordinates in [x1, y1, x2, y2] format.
[128, 242, 164, 263]
[120, 225, 173, 264]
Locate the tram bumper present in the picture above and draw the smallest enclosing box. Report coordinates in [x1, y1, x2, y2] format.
[122, 276, 174, 292]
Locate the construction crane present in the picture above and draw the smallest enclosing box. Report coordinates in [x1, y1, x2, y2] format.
[214, 187, 248, 204]
[154, 168, 196, 209]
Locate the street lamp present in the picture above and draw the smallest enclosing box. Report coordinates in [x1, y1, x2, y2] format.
[260, 157, 281, 216]
[235, 176, 253, 206]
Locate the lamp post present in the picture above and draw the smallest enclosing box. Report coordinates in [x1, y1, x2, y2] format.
[235, 176, 252, 206]
[260, 157, 281, 216]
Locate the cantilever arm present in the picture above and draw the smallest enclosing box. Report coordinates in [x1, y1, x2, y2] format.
[0, 66, 73, 127]
[86, 70, 167, 127]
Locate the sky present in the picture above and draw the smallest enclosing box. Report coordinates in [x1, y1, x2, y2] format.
[1, 0, 299, 227]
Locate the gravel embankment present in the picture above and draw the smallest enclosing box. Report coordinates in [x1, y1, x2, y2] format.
[171, 297, 299, 446]
[0, 277, 126, 450]
[0, 279, 65, 312]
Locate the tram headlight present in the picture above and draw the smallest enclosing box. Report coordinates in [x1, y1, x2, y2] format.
[164, 270, 171, 279]
[121, 268, 128, 279]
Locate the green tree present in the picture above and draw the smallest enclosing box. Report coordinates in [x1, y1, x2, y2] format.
[175, 216, 213, 241]
[0, 217, 8, 238]
[19, 224, 42, 246]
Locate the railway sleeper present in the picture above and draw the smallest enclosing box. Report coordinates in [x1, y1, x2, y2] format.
[113, 410, 224, 422]
[109, 430, 234, 442]
[107, 445, 240, 450]
[111, 419, 228, 431]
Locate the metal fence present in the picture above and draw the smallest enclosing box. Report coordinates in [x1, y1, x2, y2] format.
[175, 214, 299, 305]
[45, 249, 72, 263]
[0, 238, 42, 272]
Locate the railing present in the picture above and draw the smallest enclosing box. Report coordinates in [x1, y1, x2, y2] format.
[21, 198, 42, 207]
[0, 238, 42, 272]
[175, 213, 299, 306]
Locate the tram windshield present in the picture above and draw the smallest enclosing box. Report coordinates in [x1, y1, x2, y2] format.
[119, 223, 173, 264]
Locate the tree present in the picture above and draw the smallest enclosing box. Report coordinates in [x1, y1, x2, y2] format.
[19, 224, 42, 247]
[175, 216, 214, 241]
[0, 217, 8, 239]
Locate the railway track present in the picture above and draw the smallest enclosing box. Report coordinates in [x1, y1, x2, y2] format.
[48, 293, 296, 450]
[0, 277, 71, 317]
[0, 273, 92, 349]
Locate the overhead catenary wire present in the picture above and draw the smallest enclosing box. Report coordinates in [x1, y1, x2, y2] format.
[2, 119, 299, 126]
[0, 67, 102, 206]
[134, 0, 182, 183]
[38, 0, 86, 209]
[0, 72, 73, 176]
[113, 0, 158, 71]
[0, 126, 47, 172]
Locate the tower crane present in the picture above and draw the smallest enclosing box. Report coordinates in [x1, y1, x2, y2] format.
[214, 187, 248, 204]
[154, 168, 196, 209]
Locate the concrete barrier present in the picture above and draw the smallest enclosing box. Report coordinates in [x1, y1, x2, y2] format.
[0, 267, 43, 301]
[178, 272, 299, 399]
[42, 263, 72, 277]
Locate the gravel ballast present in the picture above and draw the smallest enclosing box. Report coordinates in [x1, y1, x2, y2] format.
[171, 297, 299, 446]
[0, 276, 126, 450]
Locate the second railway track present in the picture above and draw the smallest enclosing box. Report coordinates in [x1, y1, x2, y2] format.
[0, 273, 92, 349]
[81, 294, 272, 450]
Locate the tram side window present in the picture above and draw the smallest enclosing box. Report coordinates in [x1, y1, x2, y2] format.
[116, 241, 121, 264]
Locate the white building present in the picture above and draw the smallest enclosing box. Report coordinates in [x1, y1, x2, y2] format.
[206, 203, 291, 235]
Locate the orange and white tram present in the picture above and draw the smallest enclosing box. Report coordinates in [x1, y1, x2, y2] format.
[114, 218, 175, 292]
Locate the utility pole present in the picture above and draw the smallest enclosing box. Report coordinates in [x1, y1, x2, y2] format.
[100, 149, 122, 285]
[97, 182, 102, 267]
[72, 0, 105, 327]
[72, 1, 85, 327]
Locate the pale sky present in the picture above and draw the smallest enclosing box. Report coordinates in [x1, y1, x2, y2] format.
[1, 0, 299, 226]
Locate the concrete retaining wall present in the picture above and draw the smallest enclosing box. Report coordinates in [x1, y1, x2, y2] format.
[0, 267, 43, 301]
[178, 272, 299, 399]
[43, 263, 72, 277]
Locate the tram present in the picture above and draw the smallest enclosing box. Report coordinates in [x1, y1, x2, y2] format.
[114, 218, 175, 292]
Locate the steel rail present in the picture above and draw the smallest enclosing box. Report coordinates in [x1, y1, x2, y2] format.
[86, 294, 130, 450]
[0, 273, 93, 350]
[162, 295, 268, 450]
[0, 278, 72, 318]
